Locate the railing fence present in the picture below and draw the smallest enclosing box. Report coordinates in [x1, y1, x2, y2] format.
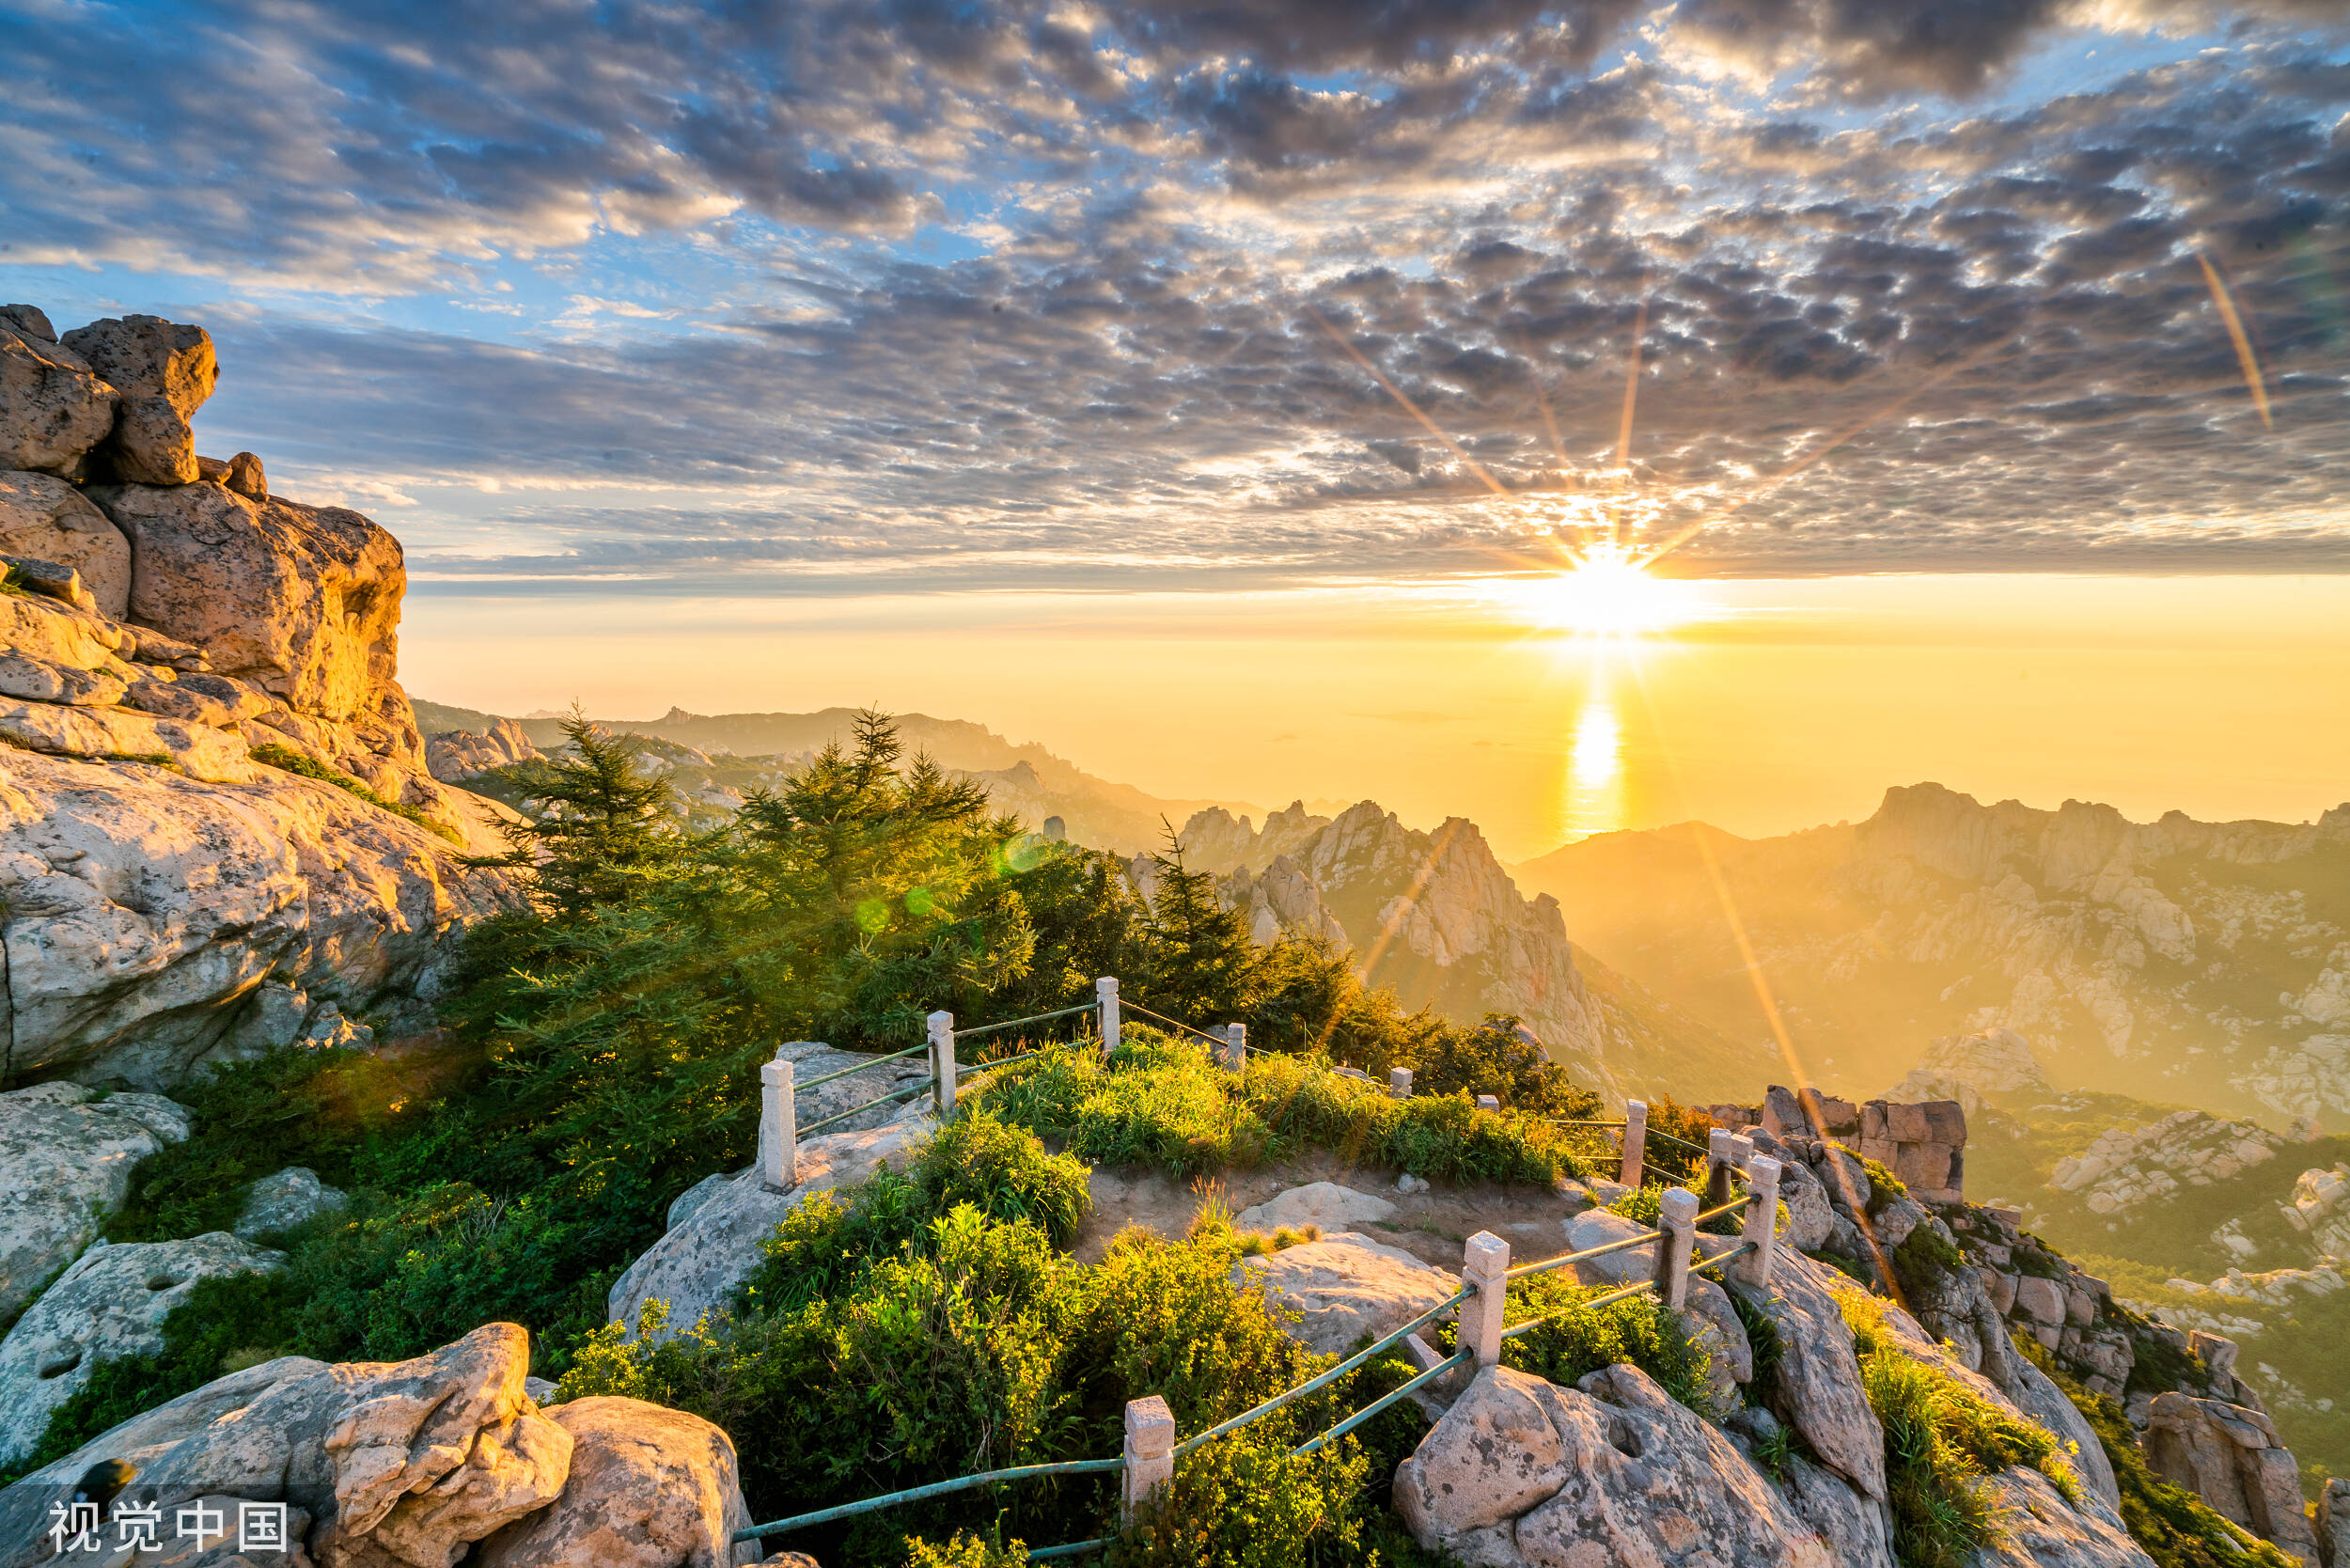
[739, 979, 1790, 1559]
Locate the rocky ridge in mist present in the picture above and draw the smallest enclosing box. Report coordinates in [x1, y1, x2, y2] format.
[1519, 782, 2350, 1121]
[1163, 800, 1767, 1098]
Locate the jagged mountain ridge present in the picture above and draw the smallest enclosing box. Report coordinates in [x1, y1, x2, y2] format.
[1166, 800, 1768, 1099]
[1514, 782, 2350, 1121]
[415, 698, 1249, 855]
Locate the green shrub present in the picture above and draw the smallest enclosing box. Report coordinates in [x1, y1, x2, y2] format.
[1892, 1224, 1966, 1299]
[1483, 1271, 1716, 1415]
[249, 741, 461, 844]
[1239, 1049, 1580, 1184]
[1109, 1428, 1370, 1568]
[903, 1531, 1033, 1567]
[912, 1112, 1093, 1248]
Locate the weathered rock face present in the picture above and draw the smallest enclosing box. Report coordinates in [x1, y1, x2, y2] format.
[0, 303, 525, 1087]
[0, 471, 131, 617]
[0, 746, 515, 1087]
[0, 322, 118, 479]
[89, 482, 400, 723]
[2145, 1392, 2322, 1565]
[1393, 1361, 1834, 1567]
[607, 1115, 934, 1341]
[1887, 1027, 2048, 1110]
[474, 1398, 750, 1568]
[0, 1231, 286, 1467]
[1234, 1231, 1459, 1357]
[2319, 1476, 2347, 1568]
[1966, 1467, 2159, 1568]
[2050, 1110, 2281, 1216]
[0, 1083, 190, 1325]
[59, 317, 217, 487]
[1730, 1251, 1889, 1505]
[0, 1323, 572, 1568]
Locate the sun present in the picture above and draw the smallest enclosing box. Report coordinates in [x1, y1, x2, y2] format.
[1536, 541, 1703, 637]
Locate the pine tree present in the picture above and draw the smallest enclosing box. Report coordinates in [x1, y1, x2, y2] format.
[1137, 821, 1258, 1026]
[490, 706, 678, 917]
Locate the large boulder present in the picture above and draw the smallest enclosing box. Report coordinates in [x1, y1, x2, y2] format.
[0, 746, 519, 1087]
[2145, 1392, 2321, 1565]
[1233, 1231, 1459, 1357]
[608, 1117, 934, 1341]
[0, 323, 118, 479]
[59, 316, 217, 487]
[234, 1168, 350, 1242]
[0, 1083, 191, 1325]
[0, 1323, 571, 1568]
[0, 472, 131, 617]
[0, 1232, 285, 1468]
[1392, 1361, 1832, 1566]
[474, 1398, 750, 1568]
[86, 482, 401, 724]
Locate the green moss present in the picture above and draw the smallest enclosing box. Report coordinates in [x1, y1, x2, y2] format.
[250, 741, 462, 844]
[1891, 1224, 1966, 1299]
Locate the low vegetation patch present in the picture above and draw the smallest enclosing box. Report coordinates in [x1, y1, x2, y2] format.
[1838, 1287, 2083, 1568]
[967, 1030, 1590, 1185]
[1483, 1272, 1716, 1415]
[249, 740, 461, 843]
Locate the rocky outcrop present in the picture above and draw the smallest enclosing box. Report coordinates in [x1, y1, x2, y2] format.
[2145, 1393, 2322, 1566]
[2319, 1476, 2347, 1568]
[234, 1168, 350, 1242]
[0, 745, 516, 1087]
[1393, 1361, 1833, 1567]
[427, 717, 540, 781]
[0, 1231, 285, 1467]
[0, 302, 525, 1087]
[1234, 1231, 1458, 1357]
[60, 317, 217, 487]
[2284, 1163, 2350, 1257]
[1167, 798, 1767, 1095]
[607, 1113, 934, 1340]
[2050, 1112, 2281, 1215]
[1968, 1467, 2158, 1568]
[1886, 1027, 2048, 1110]
[474, 1399, 751, 1568]
[0, 1082, 190, 1325]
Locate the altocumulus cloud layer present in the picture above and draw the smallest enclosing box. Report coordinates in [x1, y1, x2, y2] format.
[5, 0, 2350, 590]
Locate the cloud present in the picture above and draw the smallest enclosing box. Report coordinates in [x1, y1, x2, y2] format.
[5, 1, 2348, 588]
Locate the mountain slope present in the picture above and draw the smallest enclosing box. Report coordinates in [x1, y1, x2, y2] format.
[1516, 784, 2350, 1120]
[1169, 801, 1769, 1099]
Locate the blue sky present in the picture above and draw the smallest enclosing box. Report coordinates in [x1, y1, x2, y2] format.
[6, 0, 2350, 599]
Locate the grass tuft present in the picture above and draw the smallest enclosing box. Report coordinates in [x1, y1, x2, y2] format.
[250, 740, 462, 844]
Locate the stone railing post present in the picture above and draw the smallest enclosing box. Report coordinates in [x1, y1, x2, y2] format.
[1620, 1099, 1648, 1186]
[928, 1011, 957, 1116]
[1476, 1093, 1500, 1113]
[1096, 976, 1120, 1061]
[758, 1057, 796, 1192]
[1120, 1395, 1175, 1524]
[1739, 1155, 1781, 1286]
[1461, 1231, 1511, 1367]
[1706, 1128, 1737, 1206]
[1655, 1188, 1698, 1309]
[1222, 1023, 1246, 1073]
[1388, 1066, 1414, 1099]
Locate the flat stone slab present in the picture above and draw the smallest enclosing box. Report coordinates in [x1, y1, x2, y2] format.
[1233, 1231, 1459, 1356]
[1236, 1182, 1397, 1235]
